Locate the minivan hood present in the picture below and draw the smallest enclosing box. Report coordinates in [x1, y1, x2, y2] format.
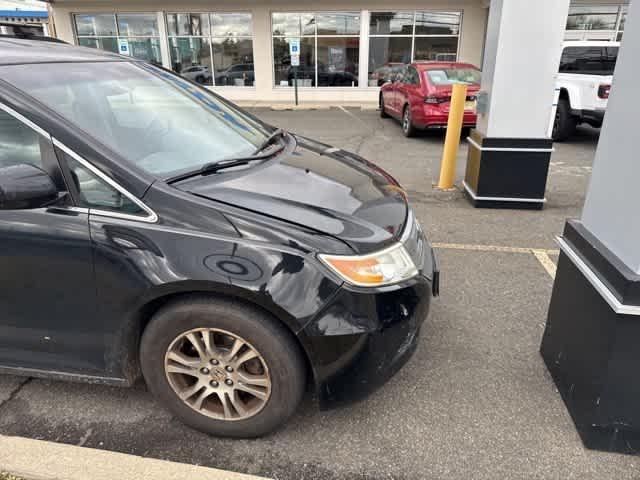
[174, 137, 408, 254]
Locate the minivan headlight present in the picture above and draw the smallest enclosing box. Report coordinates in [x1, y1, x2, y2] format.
[319, 243, 418, 287]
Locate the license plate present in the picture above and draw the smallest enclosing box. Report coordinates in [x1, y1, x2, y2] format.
[465, 100, 477, 112]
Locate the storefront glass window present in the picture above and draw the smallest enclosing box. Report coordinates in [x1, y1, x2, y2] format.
[369, 12, 414, 35]
[117, 14, 159, 36]
[566, 6, 619, 31]
[273, 37, 315, 86]
[413, 37, 458, 62]
[272, 12, 360, 88]
[414, 12, 460, 35]
[73, 13, 161, 65]
[74, 14, 117, 36]
[272, 12, 315, 36]
[168, 37, 213, 85]
[167, 13, 210, 36]
[316, 12, 360, 35]
[78, 37, 118, 54]
[167, 12, 255, 87]
[368, 11, 460, 86]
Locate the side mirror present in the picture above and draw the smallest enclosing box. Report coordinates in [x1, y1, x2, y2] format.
[0, 163, 58, 210]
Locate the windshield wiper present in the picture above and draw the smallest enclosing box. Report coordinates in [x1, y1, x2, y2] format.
[254, 128, 286, 154]
[166, 139, 286, 184]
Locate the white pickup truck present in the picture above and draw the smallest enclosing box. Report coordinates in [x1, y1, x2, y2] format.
[553, 41, 619, 141]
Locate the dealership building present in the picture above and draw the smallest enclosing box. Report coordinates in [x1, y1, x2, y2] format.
[48, 1, 629, 103]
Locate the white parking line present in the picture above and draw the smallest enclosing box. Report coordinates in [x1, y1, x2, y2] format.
[532, 250, 557, 279]
[433, 242, 559, 255]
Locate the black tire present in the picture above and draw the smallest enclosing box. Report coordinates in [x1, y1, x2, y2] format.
[140, 296, 306, 438]
[552, 98, 577, 141]
[380, 94, 389, 118]
[401, 105, 416, 137]
[195, 75, 205, 84]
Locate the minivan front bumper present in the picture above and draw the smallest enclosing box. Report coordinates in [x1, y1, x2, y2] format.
[300, 245, 437, 408]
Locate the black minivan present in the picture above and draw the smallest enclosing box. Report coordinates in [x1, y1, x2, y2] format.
[0, 38, 438, 437]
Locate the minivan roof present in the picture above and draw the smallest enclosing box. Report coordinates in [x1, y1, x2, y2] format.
[0, 37, 125, 66]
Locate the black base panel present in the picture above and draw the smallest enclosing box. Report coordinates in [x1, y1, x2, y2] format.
[464, 192, 544, 210]
[543, 353, 640, 454]
[465, 130, 551, 209]
[541, 224, 640, 454]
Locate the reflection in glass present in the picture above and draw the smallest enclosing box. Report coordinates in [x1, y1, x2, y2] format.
[316, 37, 359, 87]
[0, 110, 43, 168]
[74, 14, 117, 36]
[212, 38, 255, 86]
[127, 38, 162, 65]
[78, 37, 118, 53]
[169, 37, 213, 85]
[272, 12, 315, 36]
[117, 13, 159, 36]
[368, 37, 412, 84]
[414, 11, 460, 35]
[315, 12, 360, 35]
[4, 61, 270, 178]
[211, 13, 253, 37]
[566, 5, 619, 31]
[619, 7, 627, 31]
[559, 47, 618, 75]
[413, 37, 458, 62]
[66, 157, 143, 215]
[273, 37, 315, 86]
[167, 13, 210, 36]
[369, 12, 414, 35]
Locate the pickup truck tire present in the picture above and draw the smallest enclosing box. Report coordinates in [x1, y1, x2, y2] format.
[553, 98, 577, 141]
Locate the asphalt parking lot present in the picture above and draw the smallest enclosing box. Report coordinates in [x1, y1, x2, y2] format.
[1, 107, 636, 479]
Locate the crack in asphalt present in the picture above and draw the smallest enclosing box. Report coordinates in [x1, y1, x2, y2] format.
[0, 378, 31, 413]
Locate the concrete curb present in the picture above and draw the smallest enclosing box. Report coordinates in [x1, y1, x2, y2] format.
[0, 435, 270, 480]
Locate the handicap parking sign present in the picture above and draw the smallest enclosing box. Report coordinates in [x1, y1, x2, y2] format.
[117, 39, 130, 56]
[289, 38, 300, 56]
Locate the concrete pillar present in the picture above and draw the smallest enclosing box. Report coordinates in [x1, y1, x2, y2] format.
[463, 0, 570, 208]
[540, 0, 640, 454]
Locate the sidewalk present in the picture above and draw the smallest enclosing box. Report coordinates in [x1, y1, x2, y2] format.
[234, 101, 378, 110]
[0, 435, 269, 480]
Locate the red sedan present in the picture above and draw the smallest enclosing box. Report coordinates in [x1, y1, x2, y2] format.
[379, 62, 481, 137]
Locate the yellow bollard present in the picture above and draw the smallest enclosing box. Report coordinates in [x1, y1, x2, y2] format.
[437, 83, 468, 190]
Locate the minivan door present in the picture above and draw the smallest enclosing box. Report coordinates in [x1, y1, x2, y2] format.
[0, 106, 101, 374]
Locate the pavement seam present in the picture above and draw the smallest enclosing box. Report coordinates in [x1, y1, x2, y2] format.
[0, 377, 30, 413]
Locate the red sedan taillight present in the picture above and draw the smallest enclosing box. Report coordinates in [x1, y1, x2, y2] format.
[424, 95, 450, 104]
[598, 84, 611, 99]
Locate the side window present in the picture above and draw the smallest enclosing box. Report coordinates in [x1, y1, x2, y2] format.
[0, 109, 45, 169]
[65, 155, 145, 215]
[403, 67, 420, 85]
[394, 66, 407, 82]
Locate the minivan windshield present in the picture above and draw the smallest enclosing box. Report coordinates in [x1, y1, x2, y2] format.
[427, 69, 481, 85]
[1, 61, 273, 177]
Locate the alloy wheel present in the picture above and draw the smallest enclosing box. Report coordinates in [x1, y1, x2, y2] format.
[403, 108, 411, 132]
[164, 328, 271, 421]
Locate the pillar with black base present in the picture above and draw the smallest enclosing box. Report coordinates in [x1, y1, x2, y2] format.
[540, 0, 640, 453]
[464, 0, 569, 209]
